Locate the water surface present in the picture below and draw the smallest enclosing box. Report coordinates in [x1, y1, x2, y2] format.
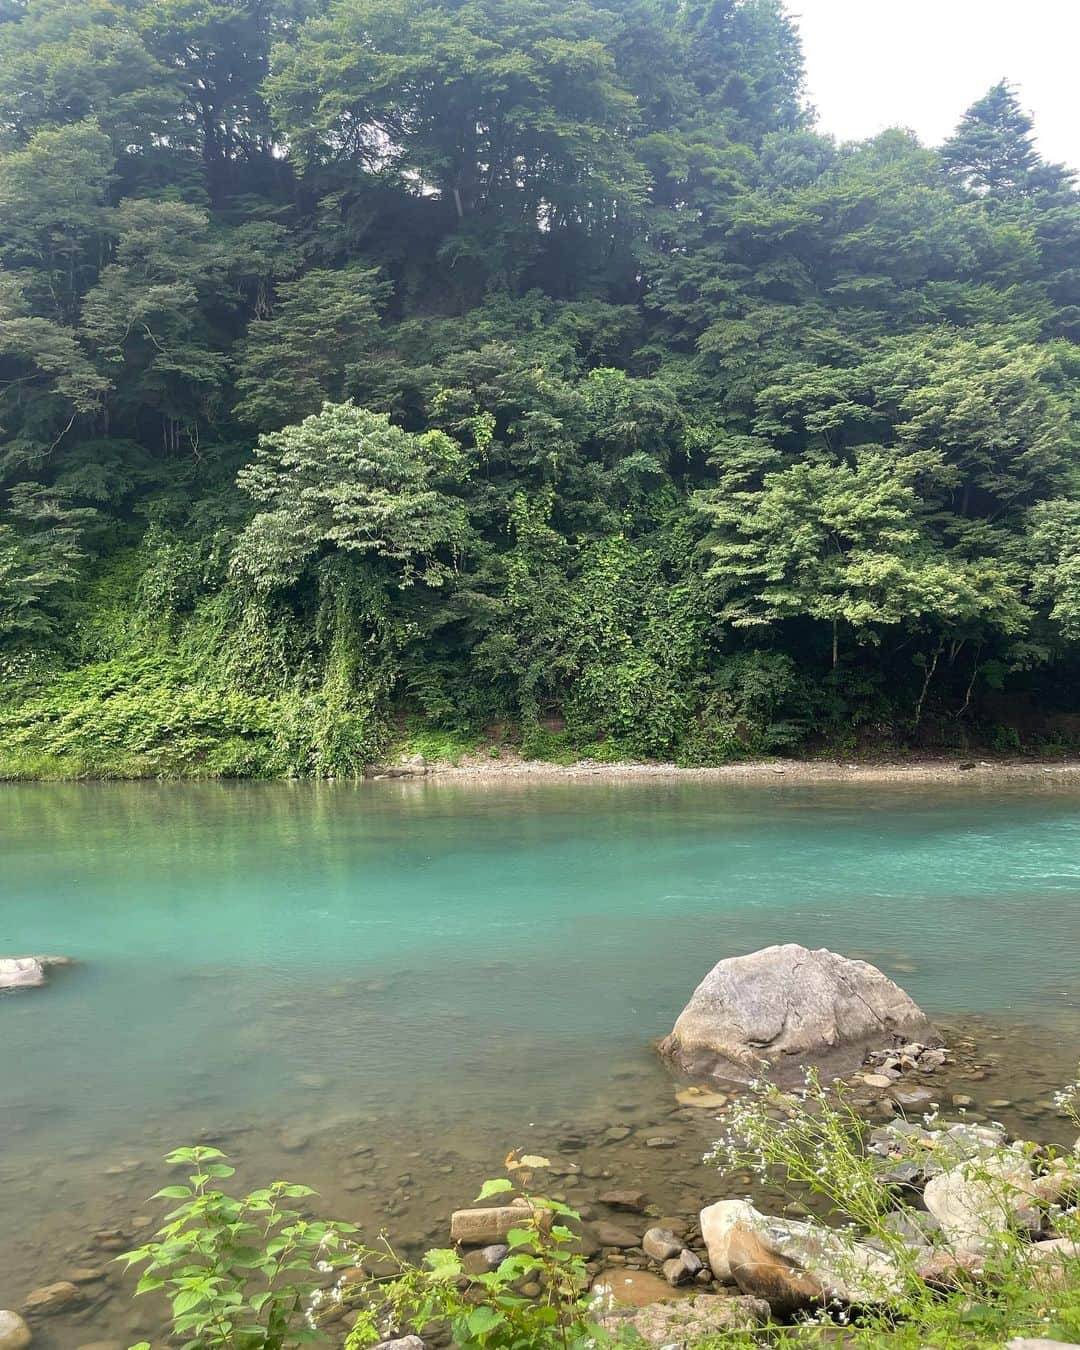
[2, 778, 1079, 1342]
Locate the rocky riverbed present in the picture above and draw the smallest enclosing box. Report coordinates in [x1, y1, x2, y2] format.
[3, 1012, 1079, 1350]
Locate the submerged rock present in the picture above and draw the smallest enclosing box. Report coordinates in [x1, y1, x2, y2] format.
[22, 1283, 81, 1316]
[660, 945, 939, 1083]
[618, 1293, 770, 1344]
[0, 1311, 31, 1350]
[590, 1269, 689, 1307]
[594, 1222, 642, 1249]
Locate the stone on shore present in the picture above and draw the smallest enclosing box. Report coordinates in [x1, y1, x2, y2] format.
[620, 1293, 770, 1344]
[700, 1200, 758, 1282]
[724, 1227, 824, 1317]
[662, 1250, 702, 1286]
[461, 1244, 508, 1275]
[700, 1200, 902, 1313]
[0, 1312, 31, 1350]
[923, 1150, 1040, 1254]
[659, 945, 938, 1082]
[642, 1227, 682, 1262]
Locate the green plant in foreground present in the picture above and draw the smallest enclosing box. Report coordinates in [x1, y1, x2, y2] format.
[123, 1151, 610, 1350]
[120, 1146, 358, 1349]
[345, 1170, 609, 1350]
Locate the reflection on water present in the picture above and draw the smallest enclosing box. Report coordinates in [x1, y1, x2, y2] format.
[2, 778, 1080, 1344]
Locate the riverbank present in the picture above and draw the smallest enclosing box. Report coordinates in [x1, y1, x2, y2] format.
[4, 1011, 1079, 1349]
[384, 749, 1080, 786]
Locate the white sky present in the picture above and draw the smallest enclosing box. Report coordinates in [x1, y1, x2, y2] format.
[793, 0, 1080, 171]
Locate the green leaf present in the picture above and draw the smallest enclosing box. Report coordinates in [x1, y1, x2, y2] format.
[465, 1305, 505, 1338]
[474, 1178, 514, 1201]
[153, 1185, 194, 1199]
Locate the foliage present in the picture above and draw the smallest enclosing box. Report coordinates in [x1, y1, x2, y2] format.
[707, 1069, 1080, 1349]
[344, 1172, 607, 1350]
[123, 1152, 611, 1350]
[3, 0, 1080, 773]
[120, 1145, 358, 1349]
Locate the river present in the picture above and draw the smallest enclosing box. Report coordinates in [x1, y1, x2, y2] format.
[3, 778, 1079, 1345]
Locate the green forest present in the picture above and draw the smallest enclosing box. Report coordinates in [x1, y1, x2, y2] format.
[2, 0, 1080, 777]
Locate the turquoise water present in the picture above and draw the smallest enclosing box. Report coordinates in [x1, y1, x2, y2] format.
[3, 777, 1080, 1342]
[3, 777, 1080, 1158]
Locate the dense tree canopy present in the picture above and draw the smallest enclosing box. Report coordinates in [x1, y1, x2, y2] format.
[2, 0, 1080, 776]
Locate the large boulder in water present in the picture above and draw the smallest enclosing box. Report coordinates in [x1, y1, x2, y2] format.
[659, 944, 938, 1082]
[0, 956, 74, 991]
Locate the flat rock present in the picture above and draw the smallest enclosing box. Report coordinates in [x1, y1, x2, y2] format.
[675, 1087, 729, 1109]
[0, 1312, 31, 1350]
[890, 1085, 935, 1111]
[594, 1223, 642, 1249]
[599, 1189, 646, 1211]
[590, 1269, 691, 1307]
[659, 945, 938, 1083]
[620, 1293, 770, 1344]
[916, 1247, 988, 1289]
[450, 1206, 551, 1245]
[22, 1283, 81, 1316]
